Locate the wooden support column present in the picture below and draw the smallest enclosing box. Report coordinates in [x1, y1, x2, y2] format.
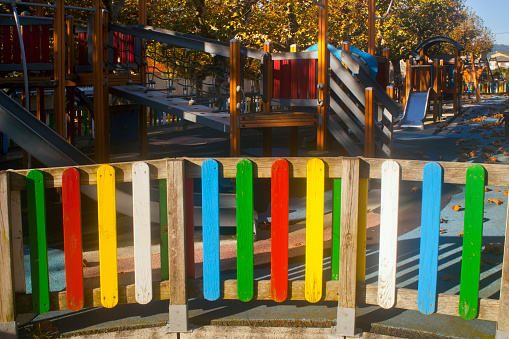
[66, 16, 76, 145]
[93, 4, 109, 163]
[138, 0, 148, 159]
[497, 197, 509, 338]
[0, 171, 17, 338]
[334, 158, 359, 336]
[10, 190, 25, 294]
[453, 49, 459, 113]
[471, 53, 480, 102]
[53, 0, 66, 138]
[383, 48, 390, 88]
[166, 159, 188, 333]
[433, 59, 439, 122]
[368, 0, 376, 56]
[229, 39, 241, 157]
[37, 88, 45, 124]
[364, 88, 375, 158]
[317, 0, 328, 152]
[290, 44, 299, 157]
[262, 41, 273, 157]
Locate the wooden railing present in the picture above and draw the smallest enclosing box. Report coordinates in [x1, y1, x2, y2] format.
[1, 157, 509, 337]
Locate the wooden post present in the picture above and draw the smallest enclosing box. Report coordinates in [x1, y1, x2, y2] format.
[0, 171, 17, 338]
[66, 16, 76, 145]
[403, 59, 410, 108]
[53, 0, 66, 138]
[383, 48, 390, 88]
[364, 88, 375, 158]
[317, 0, 328, 152]
[368, 0, 376, 56]
[262, 41, 273, 157]
[93, 4, 110, 163]
[36, 87, 45, 124]
[10, 190, 25, 293]
[138, 0, 148, 159]
[166, 159, 188, 333]
[453, 48, 459, 113]
[385, 85, 394, 157]
[432, 59, 439, 122]
[471, 53, 480, 102]
[334, 158, 359, 336]
[229, 39, 241, 157]
[498, 198, 509, 338]
[290, 44, 299, 157]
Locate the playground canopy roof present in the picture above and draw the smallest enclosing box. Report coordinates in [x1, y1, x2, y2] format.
[415, 36, 465, 54]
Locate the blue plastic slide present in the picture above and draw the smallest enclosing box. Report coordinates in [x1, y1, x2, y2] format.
[399, 88, 431, 129]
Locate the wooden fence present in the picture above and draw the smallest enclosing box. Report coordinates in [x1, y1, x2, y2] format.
[1, 157, 509, 337]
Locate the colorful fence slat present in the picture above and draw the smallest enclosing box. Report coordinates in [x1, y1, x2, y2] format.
[62, 168, 84, 311]
[236, 159, 254, 302]
[26, 170, 50, 315]
[97, 164, 118, 308]
[417, 162, 443, 315]
[271, 159, 289, 302]
[378, 160, 401, 309]
[305, 158, 325, 303]
[459, 164, 485, 320]
[331, 178, 341, 281]
[132, 162, 152, 304]
[159, 179, 169, 281]
[202, 159, 220, 301]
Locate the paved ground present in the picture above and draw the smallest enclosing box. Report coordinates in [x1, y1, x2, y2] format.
[7, 95, 509, 338]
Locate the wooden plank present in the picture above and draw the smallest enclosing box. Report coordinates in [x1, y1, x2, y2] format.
[357, 178, 368, 283]
[331, 178, 341, 281]
[97, 164, 118, 308]
[326, 116, 364, 157]
[498, 178, 509, 331]
[338, 158, 360, 309]
[459, 164, 485, 320]
[299, 59, 309, 99]
[202, 159, 220, 301]
[159, 179, 169, 281]
[417, 162, 443, 315]
[26, 170, 50, 315]
[281, 60, 291, 98]
[236, 159, 254, 302]
[271, 159, 289, 302]
[132, 162, 152, 304]
[62, 168, 84, 311]
[167, 159, 187, 305]
[0, 171, 15, 323]
[10, 190, 25, 293]
[329, 97, 365, 142]
[378, 160, 400, 309]
[305, 158, 325, 303]
[273, 60, 281, 99]
[185, 178, 195, 278]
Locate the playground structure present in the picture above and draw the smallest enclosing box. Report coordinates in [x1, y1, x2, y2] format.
[400, 36, 464, 129]
[463, 55, 509, 99]
[0, 157, 509, 338]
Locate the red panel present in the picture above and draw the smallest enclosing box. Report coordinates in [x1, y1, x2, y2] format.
[78, 33, 86, 65]
[185, 178, 195, 278]
[290, 59, 299, 99]
[271, 159, 289, 302]
[40, 26, 50, 63]
[128, 35, 134, 64]
[281, 60, 291, 99]
[120, 33, 127, 64]
[22, 25, 32, 63]
[273, 60, 281, 99]
[62, 167, 84, 312]
[32, 26, 41, 63]
[299, 59, 308, 99]
[308, 59, 317, 99]
[12, 27, 21, 64]
[112, 32, 118, 65]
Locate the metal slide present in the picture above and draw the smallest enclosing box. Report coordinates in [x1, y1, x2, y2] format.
[399, 88, 431, 130]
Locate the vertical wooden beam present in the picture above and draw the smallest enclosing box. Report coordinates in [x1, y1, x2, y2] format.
[368, 0, 376, 56]
[317, 0, 328, 152]
[53, 0, 66, 138]
[453, 48, 459, 113]
[403, 59, 410, 109]
[471, 53, 480, 102]
[138, 0, 148, 159]
[383, 48, 390, 88]
[36, 87, 45, 124]
[335, 158, 359, 336]
[262, 41, 273, 157]
[497, 192, 509, 337]
[433, 59, 439, 122]
[229, 39, 241, 157]
[364, 88, 375, 158]
[166, 159, 188, 332]
[10, 190, 25, 294]
[66, 16, 76, 145]
[290, 44, 299, 157]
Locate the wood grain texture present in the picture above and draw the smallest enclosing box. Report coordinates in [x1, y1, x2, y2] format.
[417, 162, 443, 315]
[271, 159, 289, 302]
[338, 158, 360, 309]
[202, 159, 220, 301]
[236, 159, 254, 302]
[97, 164, 118, 308]
[0, 171, 15, 323]
[159, 179, 169, 281]
[305, 158, 325, 303]
[185, 178, 195, 278]
[62, 168, 84, 311]
[167, 159, 187, 306]
[378, 160, 401, 309]
[331, 178, 341, 281]
[498, 180, 509, 331]
[10, 190, 25, 293]
[132, 162, 152, 304]
[357, 178, 368, 283]
[459, 164, 485, 320]
[27, 169, 50, 315]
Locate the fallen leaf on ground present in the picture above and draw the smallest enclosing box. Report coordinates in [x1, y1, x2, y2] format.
[458, 231, 464, 236]
[451, 204, 461, 211]
[495, 188, 501, 192]
[485, 198, 504, 206]
[440, 228, 447, 234]
[485, 187, 492, 192]
[504, 190, 508, 196]
[411, 187, 421, 192]
[440, 218, 447, 223]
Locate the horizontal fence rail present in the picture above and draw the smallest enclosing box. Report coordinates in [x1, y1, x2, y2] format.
[1, 157, 509, 337]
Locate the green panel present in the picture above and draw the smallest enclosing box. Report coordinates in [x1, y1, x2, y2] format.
[27, 170, 50, 315]
[331, 179, 341, 280]
[159, 179, 169, 281]
[459, 164, 485, 320]
[236, 159, 254, 302]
